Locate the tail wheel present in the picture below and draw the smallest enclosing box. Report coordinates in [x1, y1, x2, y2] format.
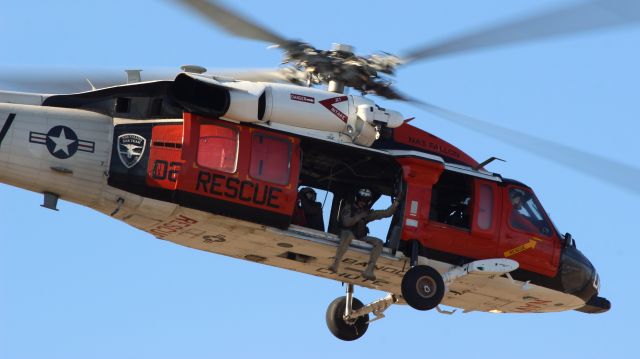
[401, 265, 445, 311]
[325, 296, 369, 341]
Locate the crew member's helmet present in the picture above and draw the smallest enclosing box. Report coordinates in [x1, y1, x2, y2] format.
[509, 188, 526, 206]
[300, 187, 317, 201]
[355, 188, 373, 205]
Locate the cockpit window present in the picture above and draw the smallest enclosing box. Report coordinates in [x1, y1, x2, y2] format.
[508, 187, 552, 237]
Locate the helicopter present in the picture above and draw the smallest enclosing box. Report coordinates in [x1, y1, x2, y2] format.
[1, 0, 639, 342]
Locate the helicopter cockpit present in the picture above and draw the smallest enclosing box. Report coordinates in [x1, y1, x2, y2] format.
[508, 187, 553, 237]
[502, 181, 602, 311]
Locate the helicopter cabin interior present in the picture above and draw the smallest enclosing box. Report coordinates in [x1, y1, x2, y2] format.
[295, 133, 403, 240]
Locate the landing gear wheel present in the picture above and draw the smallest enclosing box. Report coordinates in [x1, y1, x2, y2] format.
[401, 265, 445, 311]
[326, 296, 369, 341]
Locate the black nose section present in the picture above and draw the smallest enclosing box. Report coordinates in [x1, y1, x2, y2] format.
[559, 243, 611, 313]
[560, 245, 598, 302]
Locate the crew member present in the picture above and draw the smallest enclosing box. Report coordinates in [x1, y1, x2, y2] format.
[329, 188, 401, 281]
[509, 189, 539, 233]
[293, 187, 325, 231]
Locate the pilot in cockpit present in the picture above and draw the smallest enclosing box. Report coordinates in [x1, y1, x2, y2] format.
[509, 189, 539, 233]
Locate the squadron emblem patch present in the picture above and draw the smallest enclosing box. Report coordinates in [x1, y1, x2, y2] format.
[117, 133, 146, 168]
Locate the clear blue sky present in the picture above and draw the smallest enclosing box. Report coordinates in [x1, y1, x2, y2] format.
[1, 1, 639, 358]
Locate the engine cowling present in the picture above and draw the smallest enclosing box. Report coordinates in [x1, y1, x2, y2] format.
[171, 73, 404, 147]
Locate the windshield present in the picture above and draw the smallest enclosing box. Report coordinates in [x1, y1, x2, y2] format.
[508, 187, 553, 237]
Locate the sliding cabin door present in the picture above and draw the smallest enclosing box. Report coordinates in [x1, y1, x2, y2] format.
[176, 113, 300, 228]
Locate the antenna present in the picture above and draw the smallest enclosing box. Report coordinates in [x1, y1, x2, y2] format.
[474, 156, 505, 170]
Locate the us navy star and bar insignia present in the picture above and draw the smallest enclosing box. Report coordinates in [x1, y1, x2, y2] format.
[29, 125, 95, 159]
[504, 237, 544, 258]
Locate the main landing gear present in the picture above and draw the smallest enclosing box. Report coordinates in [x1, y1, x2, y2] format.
[326, 258, 518, 340]
[325, 265, 446, 341]
[400, 257, 522, 311]
[401, 265, 446, 311]
[326, 283, 397, 341]
[400, 241, 447, 311]
[326, 265, 446, 341]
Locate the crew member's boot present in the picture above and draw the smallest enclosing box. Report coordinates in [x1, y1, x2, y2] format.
[329, 231, 353, 273]
[362, 241, 383, 281]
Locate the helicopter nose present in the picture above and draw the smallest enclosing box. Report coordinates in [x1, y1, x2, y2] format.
[578, 294, 611, 314]
[559, 244, 610, 313]
[560, 244, 596, 296]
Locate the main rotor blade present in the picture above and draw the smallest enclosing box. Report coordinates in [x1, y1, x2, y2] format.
[177, 0, 290, 46]
[413, 100, 640, 195]
[402, 0, 640, 64]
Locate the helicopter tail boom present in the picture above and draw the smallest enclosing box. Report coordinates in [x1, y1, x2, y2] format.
[0, 103, 112, 207]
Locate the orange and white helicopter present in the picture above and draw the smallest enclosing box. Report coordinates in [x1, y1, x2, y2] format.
[1, 0, 637, 341]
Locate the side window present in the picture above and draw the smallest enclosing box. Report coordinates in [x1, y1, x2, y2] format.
[508, 188, 552, 237]
[477, 184, 493, 230]
[250, 133, 291, 185]
[429, 171, 472, 229]
[197, 123, 238, 173]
